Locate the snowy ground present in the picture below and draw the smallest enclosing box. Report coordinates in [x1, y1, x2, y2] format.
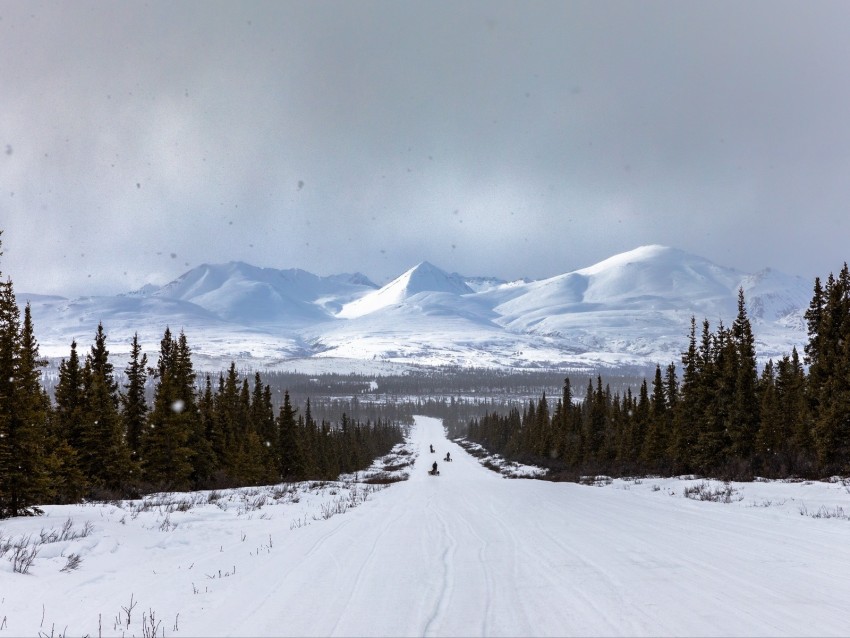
[2, 416, 850, 637]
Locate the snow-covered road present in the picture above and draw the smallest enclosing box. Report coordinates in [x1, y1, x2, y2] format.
[3, 415, 850, 636]
[202, 416, 850, 636]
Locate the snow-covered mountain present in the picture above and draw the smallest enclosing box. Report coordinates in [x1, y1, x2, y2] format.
[20, 246, 813, 371]
[338, 261, 473, 319]
[149, 261, 377, 323]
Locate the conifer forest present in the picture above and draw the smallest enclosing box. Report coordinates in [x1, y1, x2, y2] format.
[2, 226, 850, 518]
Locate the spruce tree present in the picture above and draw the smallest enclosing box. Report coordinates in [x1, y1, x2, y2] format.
[0, 240, 52, 515]
[729, 289, 759, 473]
[141, 328, 195, 490]
[809, 266, 850, 473]
[0, 278, 18, 516]
[81, 323, 132, 495]
[277, 391, 302, 479]
[782, 348, 812, 474]
[641, 365, 669, 471]
[122, 333, 147, 461]
[0, 302, 52, 516]
[53, 340, 88, 501]
[670, 317, 698, 473]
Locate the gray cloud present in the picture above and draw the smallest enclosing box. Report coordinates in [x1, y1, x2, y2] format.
[2, 0, 850, 296]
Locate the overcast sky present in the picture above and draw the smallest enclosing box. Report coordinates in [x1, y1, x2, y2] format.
[2, 0, 850, 296]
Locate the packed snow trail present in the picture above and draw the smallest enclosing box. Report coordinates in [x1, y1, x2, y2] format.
[4, 415, 850, 636]
[193, 416, 848, 636]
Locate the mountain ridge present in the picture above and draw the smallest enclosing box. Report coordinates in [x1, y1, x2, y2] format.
[20, 245, 812, 371]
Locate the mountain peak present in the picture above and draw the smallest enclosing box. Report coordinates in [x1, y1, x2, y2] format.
[577, 245, 680, 276]
[397, 261, 472, 294]
[337, 261, 473, 319]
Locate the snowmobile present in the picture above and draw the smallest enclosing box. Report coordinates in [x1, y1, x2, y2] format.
[429, 461, 440, 476]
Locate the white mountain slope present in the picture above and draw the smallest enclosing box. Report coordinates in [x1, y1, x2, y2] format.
[337, 261, 473, 319]
[21, 246, 812, 370]
[150, 261, 377, 323]
[480, 245, 810, 361]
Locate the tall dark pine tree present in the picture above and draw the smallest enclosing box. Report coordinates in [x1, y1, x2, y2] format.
[277, 390, 303, 479]
[728, 288, 759, 473]
[142, 328, 196, 490]
[641, 365, 668, 471]
[53, 340, 88, 502]
[670, 317, 698, 472]
[81, 323, 132, 495]
[0, 275, 17, 516]
[0, 299, 52, 517]
[810, 265, 850, 473]
[782, 348, 812, 474]
[55, 341, 85, 449]
[122, 332, 147, 462]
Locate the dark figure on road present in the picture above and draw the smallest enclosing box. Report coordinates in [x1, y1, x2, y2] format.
[430, 461, 439, 475]
[444, 452, 451, 462]
[430, 444, 434, 453]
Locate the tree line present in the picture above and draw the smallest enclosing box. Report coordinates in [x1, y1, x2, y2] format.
[0, 232, 405, 518]
[460, 269, 850, 481]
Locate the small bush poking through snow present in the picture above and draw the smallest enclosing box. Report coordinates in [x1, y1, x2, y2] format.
[683, 481, 743, 503]
[60, 553, 83, 573]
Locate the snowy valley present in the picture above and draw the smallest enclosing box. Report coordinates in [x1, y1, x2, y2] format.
[2, 417, 849, 637]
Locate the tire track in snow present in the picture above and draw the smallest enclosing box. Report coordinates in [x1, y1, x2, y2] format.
[531, 516, 634, 634]
[479, 497, 536, 636]
[453, 510, 494, 636]
[422, 499, 457, 637]
[327, 504, 410, 637]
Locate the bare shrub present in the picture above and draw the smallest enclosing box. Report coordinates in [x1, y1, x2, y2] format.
[60, 553, 83, 573]
[319, 498, 348, 520]
[39, 518, 93, 544]
[363, 471, 408, 484]
[382, 461, 411, 472]
[120, 594, 137, 629]
[811, 505, 848, 520]
[141, 609, 162, 638]
[158, 514, 176, 532]
[11, 535, 39, 574]
[580, 475, 613, 487]
[683, 481, 742, 503]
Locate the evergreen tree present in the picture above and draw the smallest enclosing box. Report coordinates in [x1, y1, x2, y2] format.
[782, 348, 812, 474]
[197, 374, 221, 486]
[692, 320, 725, 474]
[53, 340, 88, 501]
[755, 360, 781, 473]
[277, 390, 302, 479]
[0, 301, 52, 516]
[122, 333, 147, 461]
[670, 317, 698, 472]
[808, 266, 850, 473]
[81, 323, 132, 495]
[214, 365, 241, 476]
[641, 366, 668, 471]
[141, 328, 195, 490]
[0, 277, 18, 516]
[728, 289, 759, 473]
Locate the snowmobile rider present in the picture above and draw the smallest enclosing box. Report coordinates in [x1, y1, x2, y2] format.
[431, 460, 438, 475]
[444, 452, 451, 462]
[430, 444, 434, 453]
